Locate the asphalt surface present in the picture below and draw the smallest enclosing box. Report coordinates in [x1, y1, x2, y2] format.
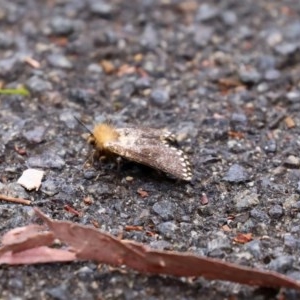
[1, 0, 300, 299]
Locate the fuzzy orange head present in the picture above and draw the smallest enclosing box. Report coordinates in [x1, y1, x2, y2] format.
[88, 123, 119, 150]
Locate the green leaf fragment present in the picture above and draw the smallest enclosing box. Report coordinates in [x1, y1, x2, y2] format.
[0, 88, 30, 96]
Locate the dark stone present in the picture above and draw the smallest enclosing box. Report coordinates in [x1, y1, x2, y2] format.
[28, 153, 65, 170]
[23, 126, 46, 143]
[89, 1, 113, 18]
[150, 88, 170, 105]
[268, 204, 284, 219]
[220, 11, 237, 26]
[223, 164, 250, 183]
[264, 69, 281, 81]
[0, 32, 15, 49]
[268, 255, 294, 273]
[157, 221, 178, 238]
[239, 67, 262, 84]
[152, 200, 176, 221]
[68, 89, 95, 105]
[26, 76, 53, 93]
[47, 54, 73, 69]
[196, 4, 219, 22]
[244, 240, 262, 259]
[49, 17, 74, 36]
[275, 43, 298, 55]
[140, 25, 158, 50]
[193, 25, 213, 47]
[250, 208, 270, 223]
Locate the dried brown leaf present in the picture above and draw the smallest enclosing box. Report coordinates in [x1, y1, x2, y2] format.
[34, 208, 300, 290]
[233, 233, 253, 244]
[284, 116, 296, 129]
[0, 224, 75, 265]
[0, 228, 54, 256]
[1, 209, 300, 290]
[0, 247, 75, 265]
[137, 188, 149, 198]
[2, 225, 44, 245]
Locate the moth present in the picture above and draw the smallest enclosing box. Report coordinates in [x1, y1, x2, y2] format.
[75, 118, 193, 181]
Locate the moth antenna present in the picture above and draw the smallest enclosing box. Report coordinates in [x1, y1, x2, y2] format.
[74, 116, 94, 136]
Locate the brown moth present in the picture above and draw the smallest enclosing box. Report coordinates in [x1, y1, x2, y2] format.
[76, 118, 192, 181]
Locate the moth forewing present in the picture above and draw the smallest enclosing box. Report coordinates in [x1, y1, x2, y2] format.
[104, 128, 192, 181]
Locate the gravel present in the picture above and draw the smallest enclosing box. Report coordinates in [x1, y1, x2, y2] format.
[1, 0, 300, 299]
[223, 164, 250, 183]
[26, 76, 53, 93]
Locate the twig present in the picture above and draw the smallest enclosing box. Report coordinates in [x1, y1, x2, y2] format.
[0, 194, 31, 205]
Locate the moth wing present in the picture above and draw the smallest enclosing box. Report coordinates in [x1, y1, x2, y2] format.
[105, 129, 192, 181]
[116, 127, 177, 142]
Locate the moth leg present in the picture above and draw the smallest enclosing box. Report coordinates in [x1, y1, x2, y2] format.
[82, 148, 96, 168]
[116, 156, 122, 173]
[83, 149, 103, 169]
[93, 152, 108, 181]
[90, 149, 101, 167]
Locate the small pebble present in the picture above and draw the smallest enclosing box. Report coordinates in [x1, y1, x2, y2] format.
[207, 233, 231, 253]
[264, 69, 281, 81]
[68, 88, 94, 105]
[238, 66, 262, 84]
[250, 208, 270, 223]
[0, 56, 22, 79]
[286, 90, 300, 103]
[17, 169, 44, 191]
[135, 77, 151, 90]
[283, 21, 300, 40]
[244, 240, 262, 259]
[275, 43, 298, 55]
[150, 88, 170, 105]
[283, 194, 299, 210]
[233, 190, 259, 211]
[223, 164, 250, 183]
[47, 54, 73, 69]
[125, 176, 134, 182]
[49, 17, 74, 36]
[89, 1, 113, 18]
[140, 25, 158, 50]
[220, 11, 237, 26]
[83, 170, 97, 180]
[284, 234, 299, 251]
[268, 204, 283, 219]
[41, 179, 59, 196]
[152, 200, 176, 221]
[46, 283, 70, 300]
[157, 221, 178, 238]
[28, 153, 65, 170]
[284, 155, 300, 168]
[266, 31, 282, 47]
[26, 76, 53, 93]
[263, 139, 277, 153]
[150, 240, 173, 250]
[196, 4, 219, 22]
[193, 25, 213, 47]
[268, 255, 294, 273]
[0, 32, 15, 49]
[23, 126, 46, 143]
